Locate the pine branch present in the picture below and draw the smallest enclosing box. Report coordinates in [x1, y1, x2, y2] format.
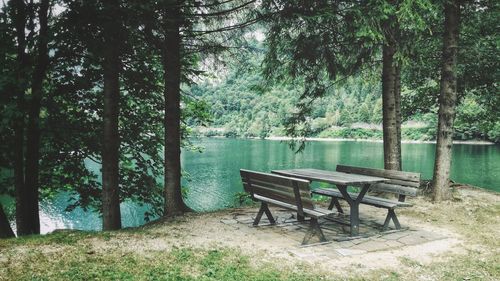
[185, 0, 256, 17]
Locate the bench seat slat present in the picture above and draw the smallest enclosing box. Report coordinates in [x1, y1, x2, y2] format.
[312, 188, 412, 209]
[254, 194, 334, 218]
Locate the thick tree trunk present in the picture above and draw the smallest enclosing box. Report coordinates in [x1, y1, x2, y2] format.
[101, 0, 122, 230]
[432, 0, 460, 202]
[163, 0, 188, 217]
[23, 0, 50, 236]
[0, 202, 15, 239]
[12, 0, 30, 236]
[381, 3, 402, 171]
[381, 43, 401, 171]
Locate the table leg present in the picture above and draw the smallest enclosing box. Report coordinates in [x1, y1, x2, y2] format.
[337, 184, 371, 237]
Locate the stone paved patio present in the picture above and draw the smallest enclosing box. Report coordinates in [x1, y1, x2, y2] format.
[220, 207, 446, 258]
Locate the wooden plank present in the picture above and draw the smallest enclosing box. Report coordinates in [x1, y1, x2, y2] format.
[241, 180, 251, 193]
[386, 179, 421, 188]
[240, 169, 310, 191]
[251, 183, 314, 209]
[370, 183, 419, 196]
[336, 165, 420, 183]
[253, 195, 334, 218]
[272, 169, 387, 186]
[250, 175, 310, 194]
[241, 169, 315, 209]
[291, 169, 387, 182]
[312, 188, 412, 209]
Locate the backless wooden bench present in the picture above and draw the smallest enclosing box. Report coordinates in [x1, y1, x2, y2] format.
[312, 165, 421, 230]
[240, 169, 334, 245]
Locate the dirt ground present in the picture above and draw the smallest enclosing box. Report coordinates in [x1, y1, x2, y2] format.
[1, 186, 499, 280]
[81, 186, 498, 274]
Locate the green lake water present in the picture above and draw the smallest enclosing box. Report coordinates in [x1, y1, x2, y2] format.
[2, 138, 499, 234]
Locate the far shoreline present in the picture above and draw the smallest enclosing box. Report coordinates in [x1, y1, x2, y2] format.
[202, 135, 496, 145]
[265, 136, 496, 145]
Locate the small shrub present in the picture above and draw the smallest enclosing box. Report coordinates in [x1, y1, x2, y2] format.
[233, 191, 254, 207]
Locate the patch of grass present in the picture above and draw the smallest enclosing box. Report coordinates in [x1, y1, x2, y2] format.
[0, 230, 102, 249]
[1, 187, 499, 281]
[0, 240, 328, 281]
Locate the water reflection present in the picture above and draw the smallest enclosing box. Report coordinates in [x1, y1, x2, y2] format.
[2, 139, 499, 234]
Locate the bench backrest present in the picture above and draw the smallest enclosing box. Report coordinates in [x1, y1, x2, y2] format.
[336, 165, 421, 201]
[240, 169, 314, 215]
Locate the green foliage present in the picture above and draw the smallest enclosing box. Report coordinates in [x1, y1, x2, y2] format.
[232, 191, 254, 207]
[487, 122, 500, 143]
[318, 128, 383, 139]
[0, 0, 215, 221]
[403, 0, 499, 142]
[192, 40, 384, 140]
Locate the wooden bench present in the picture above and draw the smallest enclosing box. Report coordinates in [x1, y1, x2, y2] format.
[312, 165, 421, 230]
[240, 169, 335, 245]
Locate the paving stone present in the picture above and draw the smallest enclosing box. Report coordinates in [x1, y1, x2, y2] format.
[228, 208, 448, 256]
[236, 219, 254, 224]
[335, 248, 367, 256]
[352, 240, 388, 252]
[381, 231, 411, 240]
[384, 240, 405, 248]
[336, 241, 355, 248]
[351, 237, 370, 245]
[416, 230, 446, 240]
[371, 237, 386, 242]
[398, 235, 431, 246]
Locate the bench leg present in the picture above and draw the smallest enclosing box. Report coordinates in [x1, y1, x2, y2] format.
[253, 203, 276, 226]
[383, 209, 401, 230]
[294, 213, 305, 221]
[327, 198, 344, 214]
[302, 218, 327, 245]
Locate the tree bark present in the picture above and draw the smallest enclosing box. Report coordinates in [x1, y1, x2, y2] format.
[163, 0, 189, 216]
[432, 0, 460, 202]
[0, 202, 15, 239]
[381, 38, 402, 171]
[101, 0, 122, 230]
[394, 64, 402, 168]
[12, 0, 30, 236]
[23, 0, 50, 236]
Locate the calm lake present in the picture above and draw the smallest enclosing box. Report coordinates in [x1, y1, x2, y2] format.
[3, 138, 500, 234]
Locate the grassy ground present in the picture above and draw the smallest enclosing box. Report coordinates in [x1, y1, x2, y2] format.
[1, 186, 499, 281]
[0, 231, 322, 281]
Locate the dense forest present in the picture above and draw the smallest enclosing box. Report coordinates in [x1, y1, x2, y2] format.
[0, 0, 498, 239]
[192, 38, 499, 142]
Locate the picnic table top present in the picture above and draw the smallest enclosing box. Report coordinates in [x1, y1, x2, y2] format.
[271, 168, 388, 186]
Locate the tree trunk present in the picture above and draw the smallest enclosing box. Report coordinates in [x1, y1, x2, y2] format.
[394, 64, 402, 168]
[12, 0, 30, 236]
[432, 0, 460, 202]
[381, 42, 401, 171]
[381, 2, 402, 171]
[163, 0, 188, 217]
[23, 0, 50, 236]
[0, 202, 15, 239]
[101, 0, 122, 230]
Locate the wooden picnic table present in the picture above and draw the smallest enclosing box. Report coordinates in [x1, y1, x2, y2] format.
[271, 168, 388, 236]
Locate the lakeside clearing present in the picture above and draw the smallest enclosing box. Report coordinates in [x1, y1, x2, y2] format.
[1, 185, 498, 280]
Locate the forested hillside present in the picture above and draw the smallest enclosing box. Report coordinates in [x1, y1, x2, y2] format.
[191, 39, 499, 143]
